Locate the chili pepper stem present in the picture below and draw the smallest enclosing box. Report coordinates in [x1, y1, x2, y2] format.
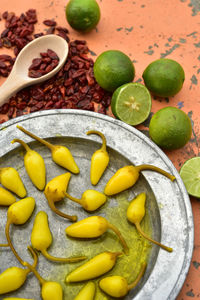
[17, 125, 55, 151]
[47, 197, 77, 222]
[11, 138, 31, 152]
[135, 222, 173, 252]
[107, 223, 129, 255]
[24, 261, 46, 285]
[64, 192, 82, 205]
[0, 243, 9, 247]
[86, 130, 107, 151]
[41, 249, 86, 263]
[114, 252, 123, 258]
[5, 219, 26, 266]
[136, 164, 175, 181]
[127, 262, 147, 290]
[27, 246, 38, 269]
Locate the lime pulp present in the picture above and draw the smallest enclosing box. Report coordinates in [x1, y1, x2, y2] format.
[111, 83, 152, 126]
[180, 157, 200, 198]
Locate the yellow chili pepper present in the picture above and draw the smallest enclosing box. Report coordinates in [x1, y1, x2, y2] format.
[24, 247, 63, 300]
[0, 188, 15, 247]
[17, 125, 79, 174]
[104, 165, 176, 195]
[41, 281, 63, 300]
[99, 262, 147, 298]
[86, 130, 109, 185]
[44, 172, 77, 222]
[11, 139, 46, 191]
[0, 267, 29, 295]
[5, 197, 36, 265]
[66, 251, 122, 283]
[65, 189, 107, 212]
[0, 246, 38, 295]
[66, 216, 129, 254]
[31, 211, 86, 263]
[0, 186, 16, 206]
[74, 282, 96, 300]
[0, 167, 26, 198]
[127, 193, 173, 252]
[3, 298, 35, 300]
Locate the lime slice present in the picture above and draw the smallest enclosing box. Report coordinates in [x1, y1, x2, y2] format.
[180, 157, 200, 198]
[111, 82, 152, 126]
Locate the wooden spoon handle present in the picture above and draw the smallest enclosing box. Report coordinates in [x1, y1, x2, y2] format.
[0, 71, 25, 106]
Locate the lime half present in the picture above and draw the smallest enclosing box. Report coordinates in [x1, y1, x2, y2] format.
[180, 157, 200, 198]
[111, 82, 152, 126]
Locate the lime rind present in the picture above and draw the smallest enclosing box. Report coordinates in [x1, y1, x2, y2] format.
[180, 157, 200, 198]
[112, 83, 152, 126]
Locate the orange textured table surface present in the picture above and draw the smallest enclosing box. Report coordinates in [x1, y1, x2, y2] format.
[0, 0, 200, 299]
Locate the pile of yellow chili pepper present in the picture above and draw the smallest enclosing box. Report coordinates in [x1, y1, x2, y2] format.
[0, 126, 175, 300]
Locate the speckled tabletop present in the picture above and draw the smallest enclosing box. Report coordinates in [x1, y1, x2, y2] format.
[0, 0, 200, 299]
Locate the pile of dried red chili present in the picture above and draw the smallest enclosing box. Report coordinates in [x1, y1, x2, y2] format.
[0, 9, 111, 124]
[28, 49, 60, 78]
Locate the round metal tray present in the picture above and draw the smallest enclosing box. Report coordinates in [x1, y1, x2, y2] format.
[0, 109, 194, 300]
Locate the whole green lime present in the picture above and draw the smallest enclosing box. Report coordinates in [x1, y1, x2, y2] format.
[142, 58, 185, 97]
[93, 50, 135, 92]
[66, 0, 100, 32]
[149, 106, 192, 150]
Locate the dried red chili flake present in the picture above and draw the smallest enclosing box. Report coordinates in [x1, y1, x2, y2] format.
[42, 57, 51, 63]
[34, 33, 44, 38]
[20, 28, 32, 38]
[28, 58, 42, 70]
[40, 63, 47, 70]
[0, 10, 112, 123]
[43, 19, 57, 27]
[56, 26, 69, 33]
[7, 106, 15, 118]
[47, 49, 59, 60]
[2, 11, 8, 19]
[0, 61, 7, 69]
[26, 9, 37, 24]
[1, 28, 9, 38]
[0, 54, 13, 62]
[0, 69, 9, 77]
[2, 38, 12, 48]
[57, 31, 70, 42]
[72, 69, 86, 79]
[0, 103, 9, 114]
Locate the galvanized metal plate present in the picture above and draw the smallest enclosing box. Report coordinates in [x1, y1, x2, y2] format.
[0, 109, 194, 300]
